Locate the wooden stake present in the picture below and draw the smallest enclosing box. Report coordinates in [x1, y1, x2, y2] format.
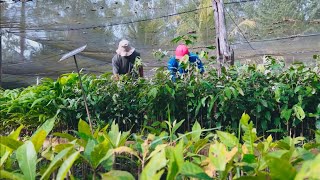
[212, 0, 234, 76]
[0, 32, 2, 88]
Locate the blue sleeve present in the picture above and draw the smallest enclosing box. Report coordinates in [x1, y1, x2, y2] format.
[168, 57, 178, 81]
[197, 58, 205, 74]
[189, 53, 204, 74]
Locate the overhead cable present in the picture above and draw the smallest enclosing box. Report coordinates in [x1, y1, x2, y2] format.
[224, 6, 255, 50]
[4, 0, 259, 33]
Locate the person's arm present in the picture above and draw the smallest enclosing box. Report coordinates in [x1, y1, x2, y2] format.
[138, 66, 144, 77]
[197, 58, 205, 74]
[192, 54, 204, 74]
[189, 53, 204, 74]
[112, 55, 120, 75]
[168, 57, 178, 81]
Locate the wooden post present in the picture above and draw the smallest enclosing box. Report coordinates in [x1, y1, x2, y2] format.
[0, 31, 2, 87]
[212, 0, 234, 76]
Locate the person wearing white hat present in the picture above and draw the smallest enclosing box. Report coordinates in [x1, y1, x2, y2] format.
[112, 39, 143, 78]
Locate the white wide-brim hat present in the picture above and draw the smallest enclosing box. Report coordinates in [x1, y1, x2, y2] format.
[116, 39, 135, 56]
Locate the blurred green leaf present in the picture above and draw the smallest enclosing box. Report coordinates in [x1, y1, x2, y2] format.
[31, 130, 47, 153]
[91, 141, 112, 169]
[56, 151, 80, 180]
[315, 120, 320, 130]
[216, 130, 238, 148]
[78, 119, 92, 136]
[281, 108, 292, 121]
[240, 113, 257, 154]
[0, 136, 23, 150]
[206, 45, 216, 50]
[41, 147, 73, 180]
[141, 150, 166, 180]
[267, 157, 296, 180]
[8, 125, 24, 140]
[191, 121, 202, 142]
[224, 87, 232, 99]
[166, 140, 184, 180]
[100, 170, 135, 180]
[0, 170, 24, 180]
[295, 154, 320, 180]
[293, 105, 305, 121]
[180, 162, 211, 180]
[172, 120, 185, 136]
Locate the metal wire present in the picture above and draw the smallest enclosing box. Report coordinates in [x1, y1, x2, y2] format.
[3, 0, 260, 33]
[224, 6, 255, 50]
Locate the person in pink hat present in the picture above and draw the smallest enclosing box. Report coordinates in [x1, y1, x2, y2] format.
[167, 44, 204, 81]
[112, 39, 143, 78]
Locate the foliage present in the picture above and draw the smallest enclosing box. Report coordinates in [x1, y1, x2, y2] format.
[1, 56, 319, 140]
[0, 114, 319, 179]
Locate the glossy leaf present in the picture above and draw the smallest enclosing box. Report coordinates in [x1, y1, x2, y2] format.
[56, 151, 80, 180]
[32, 112, 58, 136]
[16, 141, 37, 180]
[147, 144, 167, 161]
[268, 157, 296, 180]
[191, 121, 202, 142]
[53, 132, 77, 141]
[240, 113, 257, 154]
[91, 141, 112, 169]
[172, 120, 185, 135]
[113, 146, 139, 159]
[0, 144, 11, 167]
[53, 143, 74, 153]
[180, 162, 212, 180]
[40, 147, 73, 180]
[31, 130, 47, 153]
[0, 136, 23, 150]
[141, 150, 166, 180]
[0, 170, 24, 180]
[78, 119, 92, 136]
[8, 125, 24, 140]
[166, 140, 184, 180]
[209, 142, 227, 171]
[84, 139, 97, 162]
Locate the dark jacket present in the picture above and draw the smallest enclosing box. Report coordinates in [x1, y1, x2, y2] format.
[112, 51, 140, 75]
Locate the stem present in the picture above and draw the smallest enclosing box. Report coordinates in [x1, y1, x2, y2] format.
[255, 117, 258, 134]
[238, 122, 241, 144]
[287, 121, 289, 136]
[187, 89, 190, 132]
[93, 170, 96, 180]
[301, 120, 304, 137]
[73, 55, 93, 134]
[229, 172, 233, 180]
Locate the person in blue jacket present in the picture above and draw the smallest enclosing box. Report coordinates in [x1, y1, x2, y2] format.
[167, 44, 204, 81]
